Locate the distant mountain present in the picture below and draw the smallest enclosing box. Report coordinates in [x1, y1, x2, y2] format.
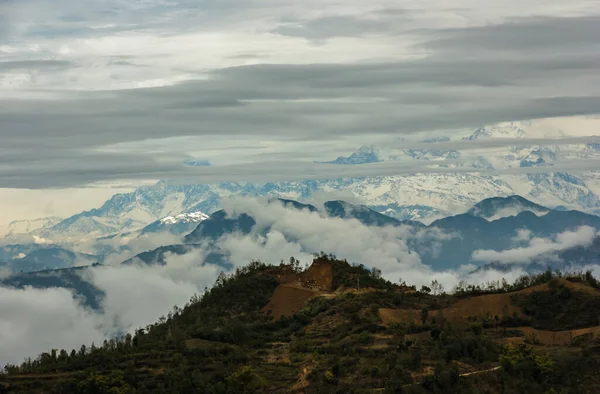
[123, 244, 197, 266]
[34, 182, 224, 240]
[4, 195, 600, 312]
[426, 208, 600, 269]
[160, 196, 600, 271]
[4, 120, 599, 250]
[321, 145, 381, 165]
[140, 211, 209, 236]
[0, 265, 103, 309]
[464, 122, 527, 140]
[468, 195, 551, 221]
[122, 199, 404, 267]
[183, 159, 211, 167]
[323, 200, 407, 227]
[17, 121, 600, 243]
[184, 210, 257, 243]
[474, 236, 600, 274]
[0, 246, 100, 273]
[0, 216, 62, 238]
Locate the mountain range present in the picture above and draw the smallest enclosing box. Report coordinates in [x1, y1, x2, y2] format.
[3, 195, 600, 312]
[5, 120, 599, 242]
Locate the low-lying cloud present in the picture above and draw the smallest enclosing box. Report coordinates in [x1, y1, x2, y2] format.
[472, 226, 598, 265]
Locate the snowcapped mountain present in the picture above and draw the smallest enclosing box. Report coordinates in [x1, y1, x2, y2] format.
[0, 217, 62, 238]
[159, 212, 209, 225]
[32, 183, 225, 240]
[140, 211, 210, 236]
[464, 122, 528, 140]
[5, 119, 599, 242]
[321, 145, 381, 165]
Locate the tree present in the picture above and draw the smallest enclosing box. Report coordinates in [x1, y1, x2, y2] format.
[58, 349, 69, 362]
[420, 285, 431, 294]
[215, 271, 228, 287]
[371, 267, 382, 279]
[226, 366, 265, 392]
[79, 344, 87, 357]
[431, 279, 444, 295]
[124, 333, 132, 348]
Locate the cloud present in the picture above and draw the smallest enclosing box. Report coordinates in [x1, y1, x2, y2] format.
[0, 60, 75, 71]
[472, 226, 598, 264]
[271, 13, 410, 40]
[88, 257, 220, 335]
[511, 229, 533, 243]
[424, 16, 600, 54]
[1, 5, 599, 188]
[0, 267, 12, 279]
[0, 286, 105, 366]
[0, 248, 222, 367]
[219, 197, 451, 284]
[92, 231, 185, 266]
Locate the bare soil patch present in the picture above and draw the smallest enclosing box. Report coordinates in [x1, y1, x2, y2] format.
[264, 284, 323, 319]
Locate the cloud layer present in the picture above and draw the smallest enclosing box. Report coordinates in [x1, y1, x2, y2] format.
[472, 226, 599, 264]
[1, 1, 599, 188]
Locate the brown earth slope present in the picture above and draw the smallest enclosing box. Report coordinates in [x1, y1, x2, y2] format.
[263, 260, 334, 319]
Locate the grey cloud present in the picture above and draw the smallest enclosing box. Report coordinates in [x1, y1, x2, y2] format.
[1, 14, 600, 187]
[0, 60, 75, 71]
[272, 14, 407, 40]
[472, 226, 599, 265]
[390, 136, 600, 151]
[425, 16, 600, 53]
[3, 145, 600, 189]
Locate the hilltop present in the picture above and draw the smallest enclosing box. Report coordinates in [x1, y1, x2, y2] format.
[2, 255, 600, 393]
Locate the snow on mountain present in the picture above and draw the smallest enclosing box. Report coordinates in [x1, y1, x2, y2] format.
[28, 183, 223, 240]
[138, 211, 211, 236]
[159, 212, 209, 225]
[0, 217, 62, 238]
[326, 173, 515, 219]
[12, 119, 599, 242]
[464, 121, 528, 140]
[321, 145, 381, 165]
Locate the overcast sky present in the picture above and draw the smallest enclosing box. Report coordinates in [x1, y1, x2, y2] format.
[1, 0, 600, 222]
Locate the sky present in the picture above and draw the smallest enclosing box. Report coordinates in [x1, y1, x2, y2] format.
[1, 0, 600, 223]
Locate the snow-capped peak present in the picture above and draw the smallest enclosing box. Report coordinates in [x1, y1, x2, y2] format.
[464, 122, 528, 140]
[324, 145, 381, 165]
[159, 211, 209, 225]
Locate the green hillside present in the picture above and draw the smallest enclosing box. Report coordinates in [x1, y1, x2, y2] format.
[2, 255, 600, 393]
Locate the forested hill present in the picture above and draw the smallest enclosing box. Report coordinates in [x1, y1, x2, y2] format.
[2, 255, 600, 393]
